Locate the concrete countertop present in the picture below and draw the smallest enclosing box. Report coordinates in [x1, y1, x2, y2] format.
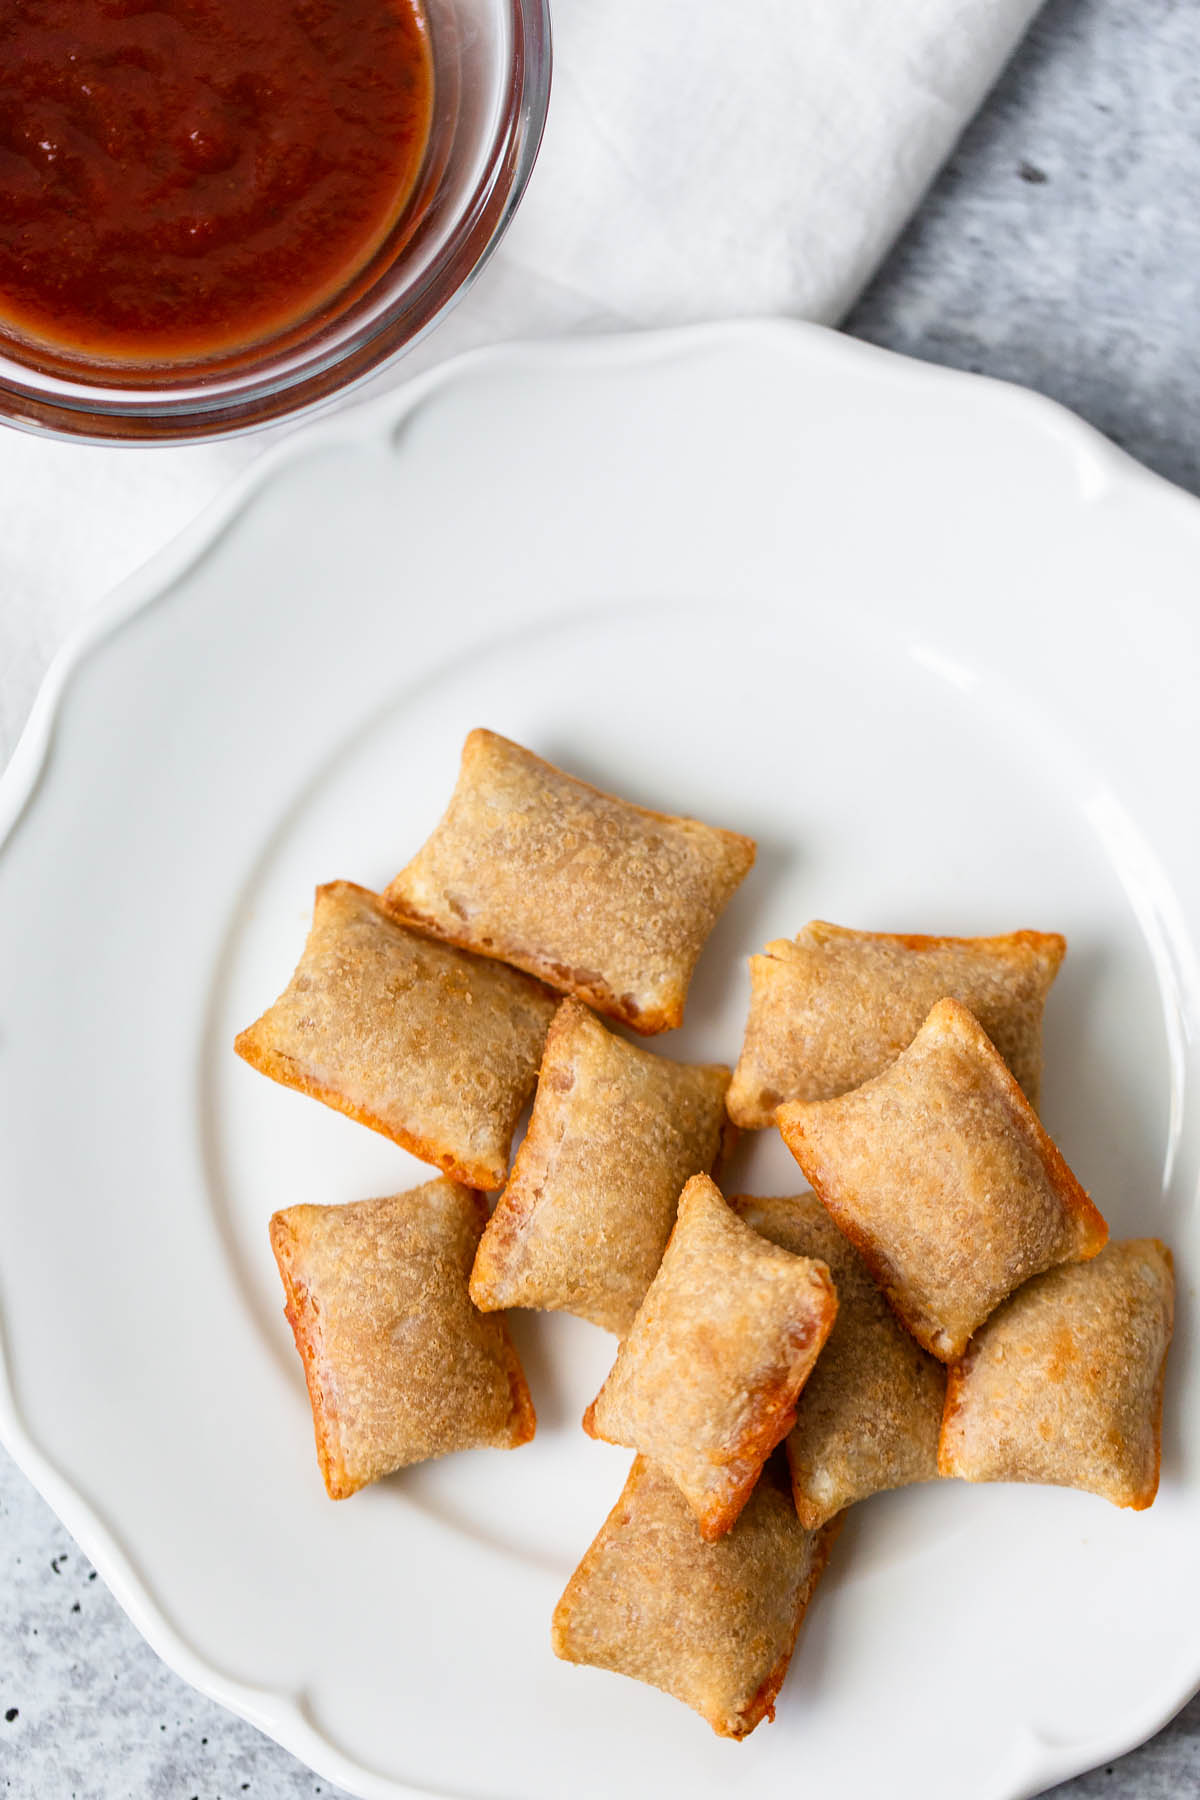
[2, 0, 1197, 1794]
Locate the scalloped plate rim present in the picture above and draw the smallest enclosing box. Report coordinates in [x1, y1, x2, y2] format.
[0, 318, 1197, 1800]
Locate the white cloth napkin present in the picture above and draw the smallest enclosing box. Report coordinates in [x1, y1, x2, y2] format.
[0, 0, 1039, 759]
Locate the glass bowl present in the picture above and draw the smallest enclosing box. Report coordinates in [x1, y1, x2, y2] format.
[0, 0, 551, 444]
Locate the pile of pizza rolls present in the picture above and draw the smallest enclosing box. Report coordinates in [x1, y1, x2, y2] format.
[237, 729, 1175, 1741]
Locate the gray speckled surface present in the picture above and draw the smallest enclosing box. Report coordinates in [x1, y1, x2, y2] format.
[846, 0, 1200, 499]
[4, 0, 1200, 1795]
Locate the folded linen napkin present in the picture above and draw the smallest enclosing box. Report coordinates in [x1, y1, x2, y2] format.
[0, 0, 1039, 759]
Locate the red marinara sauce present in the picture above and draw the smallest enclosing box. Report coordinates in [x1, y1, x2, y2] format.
[0, 0, 433, 361]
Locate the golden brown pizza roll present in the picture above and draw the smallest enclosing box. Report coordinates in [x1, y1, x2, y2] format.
[733, 1192, 945, 1527]
[235, 880, 555, 1189]
[778, 997, 1108, 1363]
[269, 1180, 535, 1499]
[469, 998, 732, 1336]
[728, 921, 1065, 1126]
[552, 1455, 840, 1739]
[939, 1238, 1174, 1509]
[382, 729, 755, 1034]
[582, 1173, 837, 1538]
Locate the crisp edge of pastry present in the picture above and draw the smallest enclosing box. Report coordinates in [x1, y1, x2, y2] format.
[234, 881, 539, 1189]
[386, 898, 697, 1036]
[738, 1509, 843, 1738]
[237, 1024, 509, 1189]
[269, 1208, 358, 1499]
[800, 921, 1066, 963]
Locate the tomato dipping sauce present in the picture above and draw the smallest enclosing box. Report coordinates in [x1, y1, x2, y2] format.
[0, 0, 434, 361]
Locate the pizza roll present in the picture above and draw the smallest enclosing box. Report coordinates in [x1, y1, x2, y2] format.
[235, 881, 555, 1189]
[582, 1174, 837, 1538]
[939, 1238, 1174, 1509]
[777, 998, 1108, 1362]
[728, 921, 1065, 1125]
[382, 729, 755, 1034]
[552, 1455, 840, 1739]
[470, 999, 732, 1335]
[733, 1192, 945, 1528]
[269, 1180, 536, 1499]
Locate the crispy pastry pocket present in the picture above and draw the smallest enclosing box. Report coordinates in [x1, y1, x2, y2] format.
[552, 1456, 840, 1738]
[583, 1173, 837, 1538]
[728, 920, 1065, 1126]
[734, 1192, 945, 1527]
[382, 729, 756, 1034]
[269, 1181, 535, 1499]
[235, 880, 555, 1189]
[777, 997, 1108, 1362]
[470, 998, 732, 1335]
[939, 1238, 1174, 1509]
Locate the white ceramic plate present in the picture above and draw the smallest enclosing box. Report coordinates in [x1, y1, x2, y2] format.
[1, 322, 1197, 1800]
